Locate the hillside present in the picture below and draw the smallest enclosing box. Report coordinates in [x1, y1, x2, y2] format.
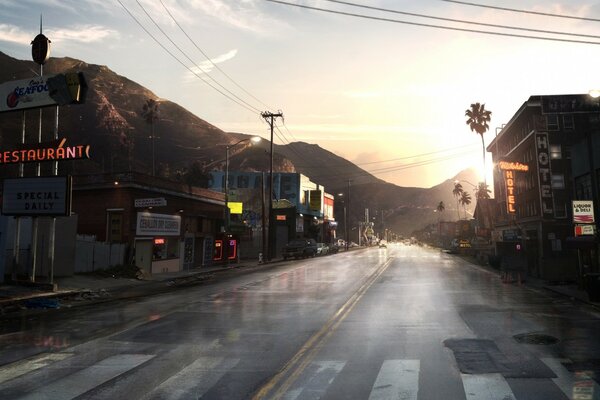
[0, 51, 479, 235]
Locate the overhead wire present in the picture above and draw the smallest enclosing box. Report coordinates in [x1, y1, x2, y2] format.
[134, 0, 262, 114]
[116, 0, 260, 114]
[158, 0, 275, 111]
[440, 0, 600, 23]
[322, 0, 600, 40]
[264, 0, 600, 45]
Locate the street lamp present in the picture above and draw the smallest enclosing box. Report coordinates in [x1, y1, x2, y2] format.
[224, 136, 261, 262]
[337, 192, 347, 251]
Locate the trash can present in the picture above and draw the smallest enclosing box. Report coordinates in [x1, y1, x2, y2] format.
[584, 273, 600, 302]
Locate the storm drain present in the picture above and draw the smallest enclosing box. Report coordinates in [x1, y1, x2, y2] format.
[513, 332, 559, 345]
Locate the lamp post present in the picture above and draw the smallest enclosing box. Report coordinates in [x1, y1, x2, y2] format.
[337, 192, 347, 250]
[224, 136, 261, 263]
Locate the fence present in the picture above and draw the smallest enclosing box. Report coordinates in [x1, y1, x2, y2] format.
[74, 236, 128, 273]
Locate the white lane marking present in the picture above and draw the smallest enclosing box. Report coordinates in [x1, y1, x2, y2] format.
[144, 357, 239, 400]
[461, 373, 516, 400]
[0, 353, 73, 384]
[283, 360, 346, 400]
[17, 354, 154, 400]
[369, 359, 419, 400]
[541, 357, 600, 400]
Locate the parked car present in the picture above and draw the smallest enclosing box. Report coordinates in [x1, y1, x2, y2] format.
[329, 243, 340, 254]
[316, 243, 329, 256]
[282, 239, 318, 260]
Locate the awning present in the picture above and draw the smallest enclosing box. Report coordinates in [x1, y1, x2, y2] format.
[565, 236, 598, 250]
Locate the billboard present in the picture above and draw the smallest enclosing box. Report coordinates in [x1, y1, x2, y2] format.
[2, 176, 72, 216]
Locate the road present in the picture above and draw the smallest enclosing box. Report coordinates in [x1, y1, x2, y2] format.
[1, 243, 600, 399]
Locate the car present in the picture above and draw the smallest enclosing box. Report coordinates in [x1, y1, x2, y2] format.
[282, 238, 318, 260]
[316, 243, 329, 256]
[329, 243, 340, 254]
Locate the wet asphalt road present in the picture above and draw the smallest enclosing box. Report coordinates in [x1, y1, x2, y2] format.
[1, 243, 600, 399]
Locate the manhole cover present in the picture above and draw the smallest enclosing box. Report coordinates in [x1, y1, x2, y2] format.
[513, 333, 559, 345]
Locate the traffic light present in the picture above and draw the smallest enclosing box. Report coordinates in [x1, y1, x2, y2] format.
[47, 72, 87, 105]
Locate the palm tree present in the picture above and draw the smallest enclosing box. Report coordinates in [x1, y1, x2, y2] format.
[452, 182, 463, 220]
[141, 98, 159, 176]
[436, 201, 445, 214]
[475, 182, 491, 200]
[436, 201, 445, 243]
[459, 191, 472, 219]
[465, 103, 492, 185]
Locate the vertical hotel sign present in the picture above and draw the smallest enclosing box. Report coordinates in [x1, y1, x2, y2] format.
[499, 161, 529, 215]
[536, 133, 554, 217]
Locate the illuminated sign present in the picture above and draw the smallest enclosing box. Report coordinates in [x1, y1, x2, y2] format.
[0, 75, 58, 112]
[536, 133, 554, 216]
[575, 225, 595, 236]
[2, 176, 72, 216]
[227, 202, 243, 215]
[504, 170, 516, 214]
[499, 161, 529, 171]
[154, 238, 165, 245]
[0, 138, 90, 165]
[276, 215, 287, 221]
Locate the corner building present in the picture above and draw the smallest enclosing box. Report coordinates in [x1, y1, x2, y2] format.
[487, 94, 599, 281]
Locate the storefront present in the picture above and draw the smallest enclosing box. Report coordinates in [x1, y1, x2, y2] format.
[135, 212, 182, 274]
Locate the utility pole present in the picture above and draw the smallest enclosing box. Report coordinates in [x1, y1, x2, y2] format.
[261, 111, 283, 261]
[345, 179, 351, 250]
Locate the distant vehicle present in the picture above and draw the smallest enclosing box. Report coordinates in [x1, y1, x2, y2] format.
[349, 241, 359, 248]
[335, 239, 346, 248]
[378, 240, 387, 248]
[329, 243, 340, 254]
[282, 238, 318, 260]
[316, 243, 329, 256]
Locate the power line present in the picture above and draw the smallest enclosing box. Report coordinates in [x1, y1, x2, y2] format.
[322, 0, 600, 40]
[116, 0, 259, 115]
[159, 0, 274, 111]
[440, 0, 600, 23]
[264, 0, 600, 46]
[134, 0, 262, 114]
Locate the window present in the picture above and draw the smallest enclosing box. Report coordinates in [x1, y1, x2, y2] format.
[553, 199, 567, 218]
[550, 144, 561, 159]
[546, 114, 559, 131]
[237, 175, 249, 188]
[563, 114, 574, 130]
[575, 174, 592, 199]
[107, 211, 123, 243]
[551, 174, 565, 189]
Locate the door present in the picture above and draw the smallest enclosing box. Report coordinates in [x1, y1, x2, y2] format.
[135, 239, 152, 274]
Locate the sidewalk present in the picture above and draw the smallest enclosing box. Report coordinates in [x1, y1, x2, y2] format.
[0, 259, 268, 316]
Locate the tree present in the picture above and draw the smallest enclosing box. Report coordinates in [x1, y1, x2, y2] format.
[459, 191, 472, 219]
[452, 182, 463, 220]
[475, 182, 491, 200]
[465, 103, 492, 185]
[436, 201, 445, 215]
[436, 201, 445, 241]
[141, 98, 160, 176]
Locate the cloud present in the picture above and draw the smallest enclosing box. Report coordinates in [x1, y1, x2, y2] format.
[183, 49, 238, 82]
[0, 24, 31, 44]
[47, 25, 117, 44]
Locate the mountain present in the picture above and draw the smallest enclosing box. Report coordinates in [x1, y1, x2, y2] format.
[0, 52, 479, 235]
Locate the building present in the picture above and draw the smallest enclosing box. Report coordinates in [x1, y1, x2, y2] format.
[72, 172, 225, 274]
[487, 94, 600, 281]
[209, 171, 335, 258]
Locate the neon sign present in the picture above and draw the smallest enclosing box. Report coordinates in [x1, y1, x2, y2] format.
[0, 138, 90, 165]
[504, 170, 516, 214]
[499, 161, 529, 171]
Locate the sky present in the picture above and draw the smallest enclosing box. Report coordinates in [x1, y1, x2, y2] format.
[2, 0, 600, 188]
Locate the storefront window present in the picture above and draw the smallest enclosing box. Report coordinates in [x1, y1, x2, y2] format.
[153, 238, 180, 260]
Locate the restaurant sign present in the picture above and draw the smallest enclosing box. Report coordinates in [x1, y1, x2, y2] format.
[0, 138, 90, 165]
[2, 176, 72, 216]
[0, 75, 58, 113]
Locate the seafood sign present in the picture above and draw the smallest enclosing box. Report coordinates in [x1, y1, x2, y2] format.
[0, 138, 91, 164]
[0, 75, 58, 112]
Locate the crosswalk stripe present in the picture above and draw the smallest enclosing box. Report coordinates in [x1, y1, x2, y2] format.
[541, 357, 600, 399]
[143, 357, 239, 400]
[0, 353, 73, 385]
[368, 359, 419, 400]
[16, 354, 154, 400]
[461, 373, 516, 400]
[283, 361, 346, 400]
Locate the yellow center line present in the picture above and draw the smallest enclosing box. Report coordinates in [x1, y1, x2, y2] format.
[251, 257, 394, 400]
